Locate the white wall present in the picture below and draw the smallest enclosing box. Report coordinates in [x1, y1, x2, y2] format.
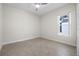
[3, 5, 40, 44]
[77, 4, 79, 56]
[0, 4, 2, 50]
[41, 4, 77, 46]
[2, 4, 77, 47]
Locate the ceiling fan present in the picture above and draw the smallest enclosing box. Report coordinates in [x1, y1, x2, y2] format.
[34, 3, 48, 11]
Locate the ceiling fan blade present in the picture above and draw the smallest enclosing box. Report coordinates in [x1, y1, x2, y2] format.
[40, 3, 48, 5]
[34, 3, 48, 5]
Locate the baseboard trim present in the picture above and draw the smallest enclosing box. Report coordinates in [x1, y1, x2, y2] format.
[41, 37, 76, 47]
[2, 36, 76, 47]
[2, 36, 39, 46]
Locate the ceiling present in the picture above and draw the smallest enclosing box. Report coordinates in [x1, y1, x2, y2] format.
[3, 3, 68, 16]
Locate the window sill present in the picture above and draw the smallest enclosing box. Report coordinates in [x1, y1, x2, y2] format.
[58, 33, 69, 37]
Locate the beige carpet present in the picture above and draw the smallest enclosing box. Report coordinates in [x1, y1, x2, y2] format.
[1, 38, 76, 56]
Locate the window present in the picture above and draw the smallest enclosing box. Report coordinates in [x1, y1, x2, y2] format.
[58, 15, 69, 36]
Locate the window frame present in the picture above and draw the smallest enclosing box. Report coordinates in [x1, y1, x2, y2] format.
[57, 12, 71, 37]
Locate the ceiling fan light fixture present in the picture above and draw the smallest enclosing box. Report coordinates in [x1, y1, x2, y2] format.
[34, 3, 48, 11]
[35, 4, 40, 8]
